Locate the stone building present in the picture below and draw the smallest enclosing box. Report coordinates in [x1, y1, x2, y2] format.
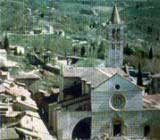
[0, 49, 17, 68]
[49, 66, 160, 140]
[48, 4, 160, 140]
[0, 69, 55, 140]
[150, 73, 160, 94]
[106, 5, 125, 68]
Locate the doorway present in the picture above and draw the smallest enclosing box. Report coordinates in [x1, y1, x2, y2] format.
[144, 125, 150, 137]
[72, 117, 91, 140]
[113, 121, 122, 136]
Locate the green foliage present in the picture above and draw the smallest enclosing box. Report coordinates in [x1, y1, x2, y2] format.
[124, 44, 134, 55]
[0, 1, 28, 32]
[57, 37, 72, 57]
[75, 58, 101, 67]
[1, 0, 160, 73]
[149, 47, 153, 60]
[30, 71, 59, 93]
[0, 0, 47, 33]
[137, 62, 143, 86]
[80, 46, 85, 57]
[3, 34, 9, 51]
[27, 36, 56, 65]
[97, 41, 105, 59]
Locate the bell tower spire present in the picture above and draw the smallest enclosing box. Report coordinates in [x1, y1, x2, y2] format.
[105, 3, 125, 68]
[110, 4, 121, 24]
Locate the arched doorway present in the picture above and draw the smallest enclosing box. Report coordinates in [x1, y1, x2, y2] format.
[72, 117, 91, 140]
[113, 120, 122, 136]
[112, 118, 125, 137]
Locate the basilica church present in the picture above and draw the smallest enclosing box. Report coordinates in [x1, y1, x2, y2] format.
[49, 4, 160, 140]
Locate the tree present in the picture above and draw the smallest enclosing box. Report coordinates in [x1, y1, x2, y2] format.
[97, 41, 105, 59]
[73, 47, 77, 56]
[124, 44, 134, 55]
[3, 34, 9, 52]
[58, 37, 72, 58]
[149, 47, 153, 59]
[137, 62, 143, 86]
[80, 46, 85, 57]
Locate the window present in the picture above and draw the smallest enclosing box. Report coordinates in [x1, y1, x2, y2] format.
[112, 44, 115, 49]
[111, 94, 126, 110]
[115, 84, 120, 90]
[116, 29, 120, 40]
[112, 29, 116, 39]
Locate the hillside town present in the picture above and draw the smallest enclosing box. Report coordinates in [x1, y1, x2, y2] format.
[0, 0, 160, 140]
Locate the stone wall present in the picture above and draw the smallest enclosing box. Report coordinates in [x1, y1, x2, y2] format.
[92, 74, 143, 112]
[151, 78, 160, 94]
[91, 111, 143, 139]
[49, 107, 160, 140]
[56, 111, 91, 140]
[90, 74, 144, 139]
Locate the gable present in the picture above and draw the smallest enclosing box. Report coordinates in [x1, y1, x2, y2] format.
[93, 74, 142, 93]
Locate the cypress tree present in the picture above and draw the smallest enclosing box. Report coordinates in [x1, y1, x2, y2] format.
[81, 46, 85, 57]
[97, 41, 105, 59]
[137, 62, 143, 86]
[73, 47, 77, 56]
[3, 34, 9, 52]
[149, 47, 153, 59]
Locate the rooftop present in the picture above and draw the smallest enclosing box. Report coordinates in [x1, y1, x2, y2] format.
[15, 74, 40, 80]
[14, 71, 40, 80]
[143, 94, 160, 109]
[63, 67, 126, 88]
[19, 111, 55, 140]
[6, 85, 31, 98]
[152, 73, 160, 78]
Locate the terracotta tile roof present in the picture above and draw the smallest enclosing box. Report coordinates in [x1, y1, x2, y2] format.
[81, 68, 109, 88]
[0, 83, 37, 110]
[15, 97, 38, 110]
[6, 85, 31, 97]
[6, 110, 21, 118]
[15, 74, 40, 80]
[18, 111, 55, 140]
[0, 70, 8, 76]
[0, 85, 6, 93]
[63, 67, 125, 88]
[63, 67, 86, 77]
[152, 73, 160, 78]
[143, 94, 160, 109]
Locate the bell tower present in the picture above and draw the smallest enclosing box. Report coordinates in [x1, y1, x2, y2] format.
[106, 4, 125, 68]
